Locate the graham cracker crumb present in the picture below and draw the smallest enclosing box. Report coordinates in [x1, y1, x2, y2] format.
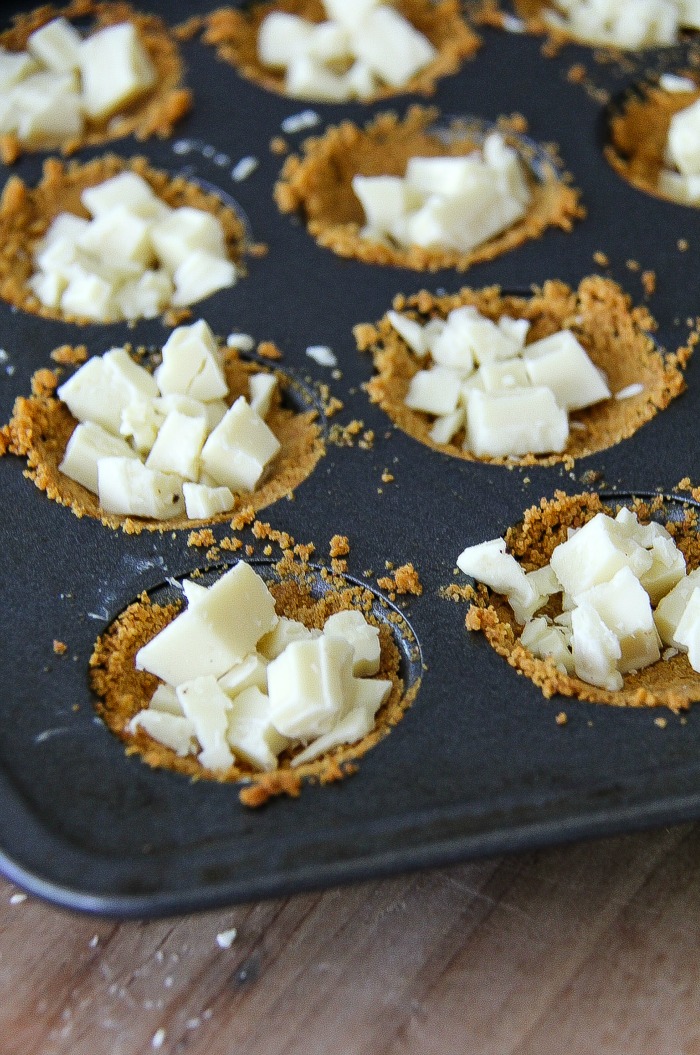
[53, 640, 68, 655]
[555, 711, 568, 725]
[270, 136, 288, 154]
[329, 534, 350, 558]
[642, 270, 656, 296]
[654, 716, 668, 728]
[678, 239, 689, 251]
[257, 340, 282, 360]
[50, 344, 88, 366]
[188, 529, 215, 548]
[593, 250, 609, 266]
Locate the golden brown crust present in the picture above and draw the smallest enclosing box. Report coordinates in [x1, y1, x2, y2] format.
[0, 154, 246, 325]
[198, 0, 480, 102]
[464, 491, 700, 712]
[606, 79, 700, 202]
[4, 349, 325, 533]
[356, 275, 692, 467]
[89, 574, 417, 804]
[0, 1, 191, 158]
[274, 106, 584, 272]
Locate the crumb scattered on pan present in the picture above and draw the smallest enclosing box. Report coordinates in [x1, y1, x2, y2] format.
[555, 710, 568, 725]
[53, 639, 68, 655]
[464, 491, 700, 712]
[0, 0, 191, 162]
[0, 154, 246, 325]
[3, 348, 324, 533]
[197, 0, 480, 102]
[274, 106, 583, 272]
[377, 563, 422, 600]
[356, 275, 692, 467]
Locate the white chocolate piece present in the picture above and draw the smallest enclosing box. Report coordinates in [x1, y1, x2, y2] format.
[386, 310, 427, 357]
[79, 22, 156, 120]
[465, 387, 568, 458]
[673, 587, 700, 670]
[151, 208, 227, 272]
[146, 410, 207, 482]
[136, 562, 278, 687]
[218, 653, 269, 698]
[668, 97, 700, 176]
[525, 563, 561, 599]
[351, 6, 436, 87]
[257, 12, 315, 66]
[78, 206, 154, 269]
[479, 359, 530, 392]
[177, 676, 233, 772]
[285, 54, 351, 101]
[308, 21, 353, 62]
[60, 271, 116, 321]
[522, 330, 610, 411]
[248, 372, 277, 419]
[82, 172, 167, 220]
[654, 568, 700, 646]
[119, 397, 163, 454]
[457, 538, 539, 624]
[550, 513, 653, 597]
[571, 603, 623, 691]
[576, 567, 660, 673]
[58, 348, 157, 435]
[290, 704, 374, 767]
[128, 709, 196, 757]
[438, 306, 523, 365]
[404, 366, 463, 416]
[59, 421, 138, 494]
[182, 482, 235, 520]
[429, 407, 465, 445]
[156, 320, 228, 402]
[171, 251, 237, 308]
[267, 636, 354, 739]
[97, 457, 184, 520]
[14, 74, 83, 143]
[201, 397, 281, 493]
[429, 321, 476, 374]
[0, 48, 37, 91]
[520, 616, 574, 675]
[226, 687, 289, 772]
[323, 0, 382, 29]
[323, 609, 381, 676]
[181, 579, 208, 607]
[148, 683, 183, 715]
[345, 59, 378, 99]
[639, 535, 686, 605]
[353, 177, 420, 236]
[28, 18, 82, 73]
[117, 269, 174, 321]
[257, 616, 316, 661]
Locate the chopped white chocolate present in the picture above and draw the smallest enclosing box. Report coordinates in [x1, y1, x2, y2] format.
[257, 617, 316, 661]
[520, 616, 574, 674]
[97, 457, 184, 520]
[290, 704, 374, 767]
[386, 310, 427, 357]
[673, 587, 700, 669]
[351, 6, 437, 88]
[201, 397, 281, 493]
[218, 653, 269, 698]
[60, 420, 138, 493]
[156, 320, 228, 402]
[182, 482, 235, 520]
[323, 609, 381, 675]
[457, 538, 539, 624]
[148, 683, 183, 715]
[654, 568, 700, 646]
[28, 19, 81, 73]
[258, 12, 315, 67]
[81, 172, 166, 219]
[405, 366, 463, 416]
[146, 410, 207, 482]
[129, 709, 196, 757]
[465, 387, 568, 458]
[571, 603, 623, 691]
[226, 687, 289, 771]
[550, 513, 653, 596]
[522, 330, 611, 411]
[136, 562, 278, 686]
[576, 567, 660, 673]
[267, 636, 354, 739]
[79, 21, 156, 121]
[177, 676, 234, 772]
[248, 372, 277, 419]
[541, 0, 697, 49]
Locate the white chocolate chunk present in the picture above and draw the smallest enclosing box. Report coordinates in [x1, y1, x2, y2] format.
[353, 176, 420, 237]
[323, 609, 381, 676]
[137, 562, 278, 686]
[308, 21, 352, 62]
[673, 587, 700, 670]
[218, 653, 269, 698]
[267, 635, 354, 739]
[351, 6, 436, 87]
[28, 18, 82, 73]
[146, 410, 207, 481]
[14, 73, 83, 143]
[0, 48, 37, 91]
[249, 372, 277, 419]
[258, 12, 315, 66]
[550, 513, 653, 597]
[171, 251, 237, 308]
[525, 563, 561, 599]
[386, 310, 427, 357]
[81, 172, 166, 220]
[201, 397, 281, 493]
[151, 208, 227, 272]
[258, 616, 316, 661]
[523, 330, 610, 411]
[177, 676, 233, 772]
[156, 320, 228, 402]
[80, 22, 156, 120]
[571, 603, 623, 691]
[78, 206, 154, 269]
[479, 359, 530, 392]
[668, 97, 700, 176]
[58, 348, 157, 434]
[405, 366, 463, 416]
[59, 421, 138, 493]
[128, 709, 196, 757]
[119, 397, 162, 454]
[465, 387, 568, 458]
[654, 568, 700, 646]
[498, 316, 530, 347]
[437, 306, 523, 365]
[285, 54, 351, 101]
[576, 567, 660, 673]
[60, 271, 116, 321]
[291, 704, 374, 767]
[181, 579, 208, 606]
[148, 683, 183, 715]
[520, 616, 574, 674]
[457, 538, 539, 623]
[345, 59, 378, 98]
[182, 482, 235, 520]
[226, 687, 289, 771]
[117, 269, 174, 321]
[429, 407, 465, 445]
[97, 457, 184, 520]
[639, 534, 686, 605]
[323, 0, 382, 29]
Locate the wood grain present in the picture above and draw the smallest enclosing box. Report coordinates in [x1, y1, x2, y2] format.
[1, 824, 699, 1055]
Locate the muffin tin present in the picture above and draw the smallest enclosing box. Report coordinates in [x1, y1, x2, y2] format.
[3, 0, 700, 917]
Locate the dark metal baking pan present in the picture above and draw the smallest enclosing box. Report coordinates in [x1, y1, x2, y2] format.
[2, 1, 700, 917]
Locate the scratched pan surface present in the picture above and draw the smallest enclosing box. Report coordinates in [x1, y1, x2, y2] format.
[2, 0, 700, 917]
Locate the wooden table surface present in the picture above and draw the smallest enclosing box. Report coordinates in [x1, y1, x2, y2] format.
[3, 820, 700, 1055]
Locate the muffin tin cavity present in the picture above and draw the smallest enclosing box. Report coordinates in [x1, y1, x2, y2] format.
[459, 490, 700, 710]
[4, 343, 327, 532]
[273, 106, 583, 272]
[90, 559, 422, 804]
[356, 276, 689, 467]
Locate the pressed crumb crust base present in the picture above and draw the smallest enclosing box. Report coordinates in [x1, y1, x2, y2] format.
[462, 491, 700, 712]
[274, 107, 584, 272]
[2, 351, 324, 533]
[0, 0, 191, 163]
[0, 153, 247, 325]
[197, 0, 480, 102]
[606, 80, 700, 202]
[355, 275, 691, 467]
[90, 571, 415, 806]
